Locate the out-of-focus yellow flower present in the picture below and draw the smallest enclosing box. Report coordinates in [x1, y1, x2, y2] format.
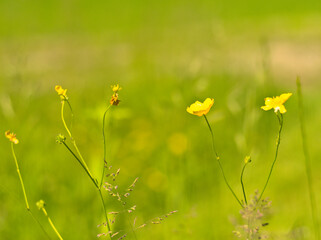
[167, 133, 188, 155]
[261, 93, 292, 114]
[187, 98, 214, 116]
[244, 156, 251, 164]
[55, 85, 68, 99]
[110, 93, 120, 106]
[36, 200, 45, 210]
[111, 84, 122, 93]
[110, 84, 121, 106]
[5, 130, 19, 144]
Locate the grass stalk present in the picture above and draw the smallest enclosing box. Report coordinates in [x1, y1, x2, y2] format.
[203, 115, 243, 208]
[296, 78, 320, 240]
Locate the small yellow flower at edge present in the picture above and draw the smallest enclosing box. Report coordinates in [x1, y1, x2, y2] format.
[5, 130, 19, 144]
[187, 98, 214, 116]
[55, 85, 68, 99]
[111, 84, 122, 93]
[261, 93, 292, 114]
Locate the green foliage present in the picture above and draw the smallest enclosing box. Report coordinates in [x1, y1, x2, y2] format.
[1, 1, 321, 239]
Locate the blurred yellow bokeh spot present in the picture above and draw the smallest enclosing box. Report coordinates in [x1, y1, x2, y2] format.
[146, 169, 168, 192]
[167, 132, 188, 155]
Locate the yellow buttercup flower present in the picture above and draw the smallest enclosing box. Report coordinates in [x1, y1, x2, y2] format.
[5, 130, 19, 144]
[261, 93, 292, 114]
[55, 85, 68, 99]
[111, 84, 122, 93]
[187, 98, 214, 116]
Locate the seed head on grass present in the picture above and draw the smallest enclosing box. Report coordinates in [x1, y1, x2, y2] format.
[99, 167, 177, 239]
[233, 191, 272, 240]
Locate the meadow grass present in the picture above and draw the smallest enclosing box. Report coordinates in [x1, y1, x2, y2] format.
[1, 1, 321, 239]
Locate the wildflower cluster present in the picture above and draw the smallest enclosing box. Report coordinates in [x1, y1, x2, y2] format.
[187, 93, 291, 237]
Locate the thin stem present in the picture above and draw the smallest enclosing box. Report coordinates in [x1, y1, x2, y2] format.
[240, 163, 249, 205]
[61, 100, 72, 138]
[203, 115, 243, 207]
[297, 78, 320, 240]
[58, 97, 111, 239]
[41, 208, 63, 240]
[10, 143, 51, 239]
[11, 143, 29, 210]
[62, 142, 98, 189]
[100, 105, 112, 188]
[28, 211, 52, 239]
[258, 113, 283, 202]
[65, 99, 74, 132]
[61, 100, 92, 178]
[98, 189, 112, 239]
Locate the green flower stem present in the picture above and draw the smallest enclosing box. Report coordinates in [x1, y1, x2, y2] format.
[29, 211, 52, 239]
[100, 105, 112, 188]
[10, 143, 51, 239]
[62, 142, 98, 188]
[62, 142, 111, 239]
[258, 113, 283, 202]
[59, 97, 112, 239]
[240, 162, 249, 205]
[203, 115, 243, 208]
[41, 207, 63, 240]
[11, 143, 29, 210]
[297, 78, 320, 240]
[61, 100, 93, 180]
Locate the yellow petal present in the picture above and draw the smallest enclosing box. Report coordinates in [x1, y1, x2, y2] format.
[279, 93, 292, 104]
[186, 107, 193, 114]
[279, 105, 286, 114]
[261, 105, 273, 111]
[264, 97, 273, 105]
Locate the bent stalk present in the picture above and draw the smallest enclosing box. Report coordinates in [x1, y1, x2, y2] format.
[203, 115, 243, 207]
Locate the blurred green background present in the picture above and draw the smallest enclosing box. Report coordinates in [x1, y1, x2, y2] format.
[1, 0, 321, 239]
